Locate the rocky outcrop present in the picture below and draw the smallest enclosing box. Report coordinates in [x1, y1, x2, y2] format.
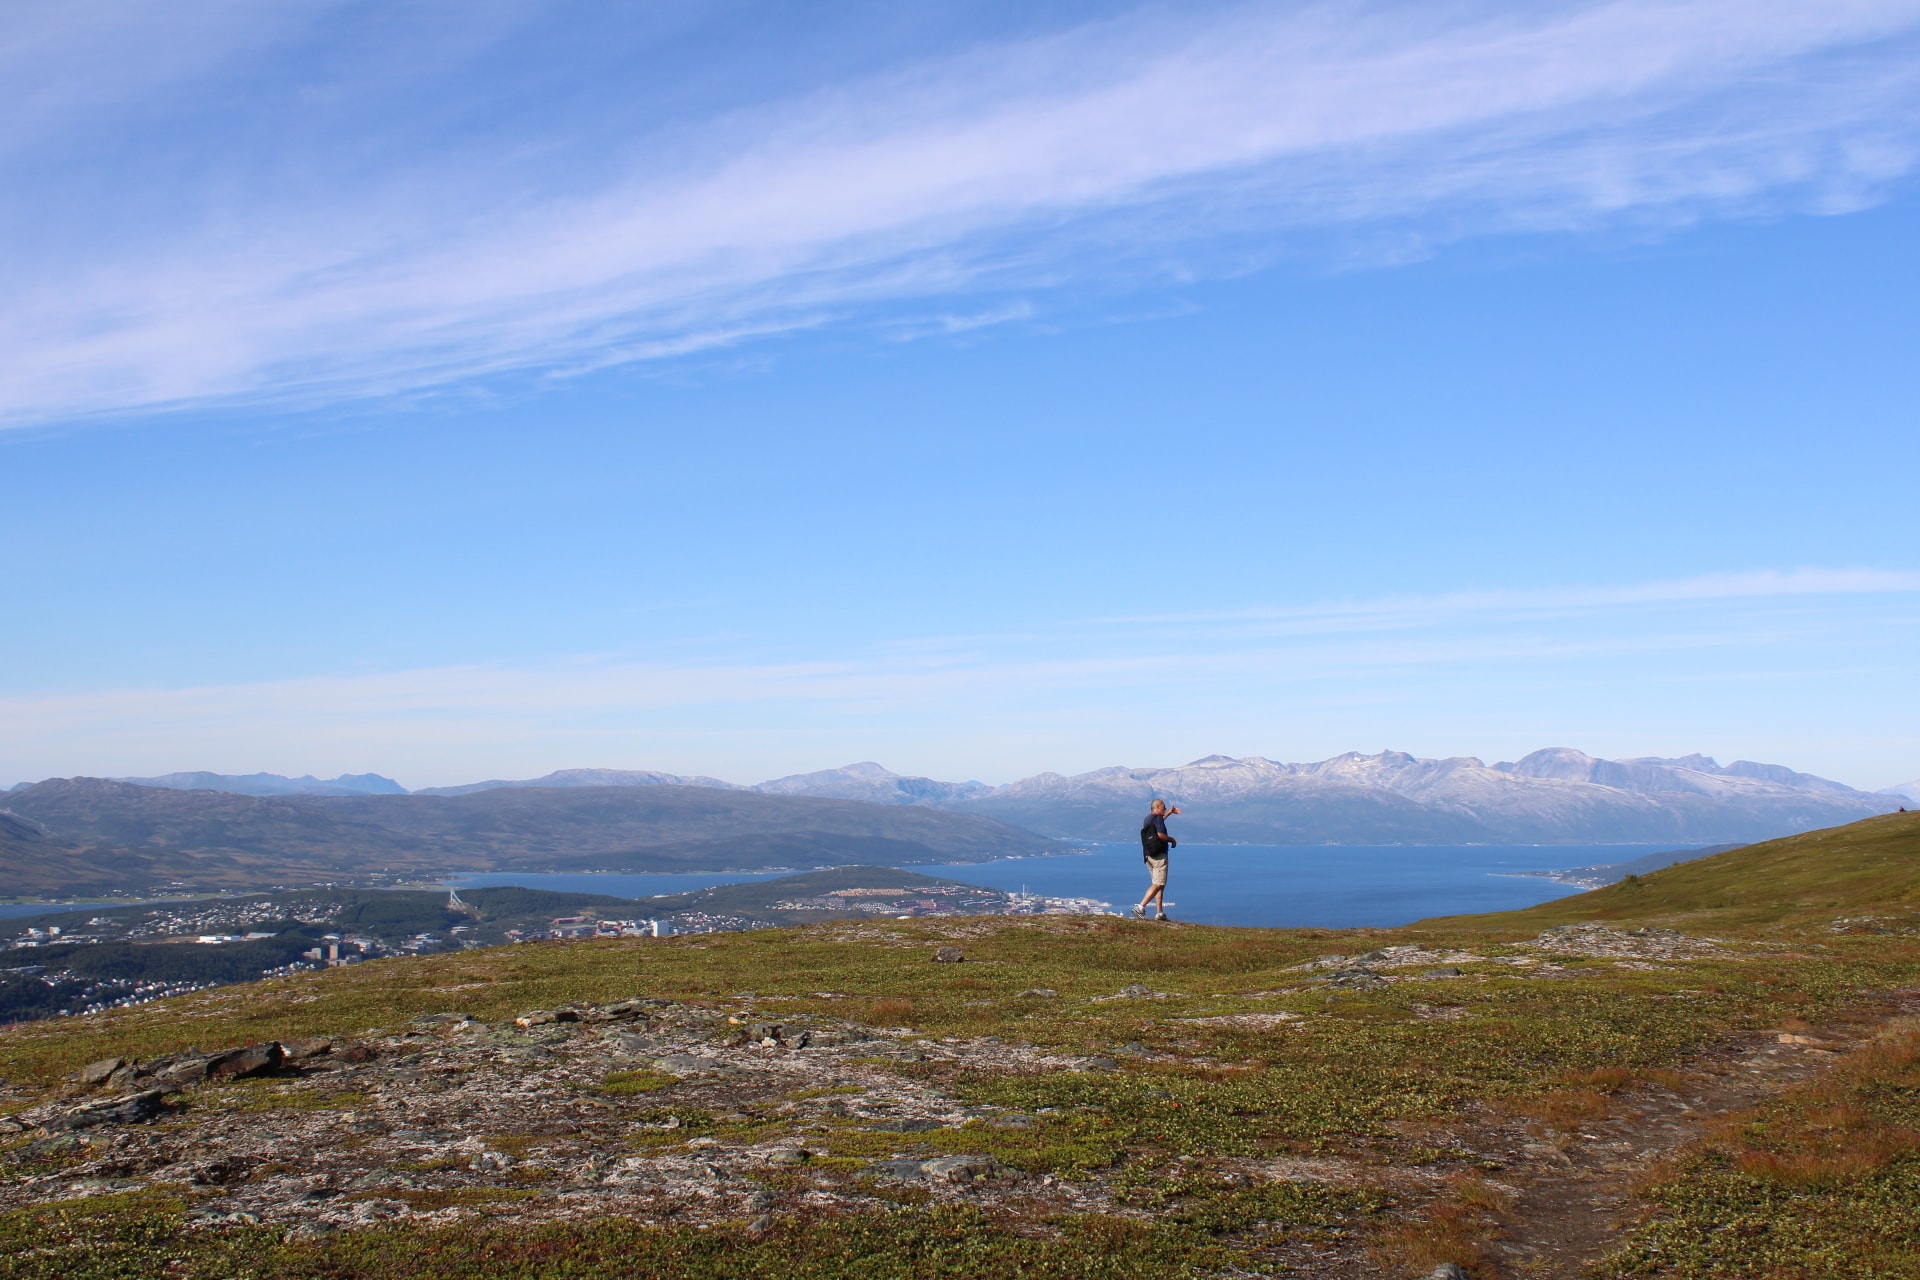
[0, 995, 1079, 1237]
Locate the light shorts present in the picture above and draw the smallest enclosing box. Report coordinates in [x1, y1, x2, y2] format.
[1145, 854, 1168, 887]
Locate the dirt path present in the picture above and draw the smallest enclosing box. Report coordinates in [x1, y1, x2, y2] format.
[1479, 996, 1916, 1279]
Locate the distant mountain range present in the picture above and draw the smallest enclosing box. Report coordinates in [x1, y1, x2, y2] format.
[112, 771, 408, 797]
[938, 749, 1901, 845]
[412, 768, 738, 797]
[18, 746, 1899, 849]
[0, 779, 1061, 897]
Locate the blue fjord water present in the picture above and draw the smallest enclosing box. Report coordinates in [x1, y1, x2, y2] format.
[445, 844, 1656, 929]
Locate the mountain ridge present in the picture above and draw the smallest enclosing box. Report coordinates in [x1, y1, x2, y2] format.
[11, 746, 1903, 850]
[108, 771, 407, 797]
[0, 778, 1063, 896]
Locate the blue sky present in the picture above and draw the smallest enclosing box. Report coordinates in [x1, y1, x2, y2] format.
[3, 0, 1918, 790]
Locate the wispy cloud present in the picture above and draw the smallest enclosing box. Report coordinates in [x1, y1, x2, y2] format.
[2, 1, 1918, 424]
[5, 567, 1915, 786]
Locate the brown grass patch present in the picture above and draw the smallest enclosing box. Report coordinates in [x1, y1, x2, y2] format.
[1559, 1065, 1634, 1093]
[1368, 1170, 1512, 1276]
[860, 998, 916, 1026]
[1510, 1088, 1611, 1131]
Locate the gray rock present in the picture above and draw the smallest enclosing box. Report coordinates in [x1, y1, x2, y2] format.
[865, 1157, 931, 1180]
[601, 1031, 661, 1055]
[156, 1057, 210, 1085]
[871, 1117, 941, 1133]
[1016, 988, 1057, 998]
[922, 1153, 1020, 1184]
[654, 1053, 717, 1075]
[24, 1133, 81, 1158]
[49, 1088, 166, 1131]
[934, 946, 964, 963]
[206, 1043, 284, 1080]
[79, 1058, 127, 1086]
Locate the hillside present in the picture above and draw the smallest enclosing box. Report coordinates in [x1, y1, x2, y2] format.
[1419, 809, 1920, 934]
[0, 779, 1064, 897]
[2, 811, 1918, 1279]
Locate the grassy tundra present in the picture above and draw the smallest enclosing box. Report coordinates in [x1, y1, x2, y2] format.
[4, 811, 1918, 1279]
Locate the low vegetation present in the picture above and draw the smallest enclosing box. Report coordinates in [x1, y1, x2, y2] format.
[0, 811, 1916, 1279]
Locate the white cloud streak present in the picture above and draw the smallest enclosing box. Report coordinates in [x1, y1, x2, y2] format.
[2, 0, 1918, 423]
[4, 566, 1915, 786]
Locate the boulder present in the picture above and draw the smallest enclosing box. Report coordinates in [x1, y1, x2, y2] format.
[49, 1088, 166, 1131]
[865, 1156, 933, 1180]
[206, 1043, 285, 1080]
[280, 1037, 334, 1062]
[156, 1057, 210, 1085]
[79, 1058, 127, 1087]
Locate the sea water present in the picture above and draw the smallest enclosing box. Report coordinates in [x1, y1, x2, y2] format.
[444, 844, 1661, 929]
[917, 844, 1618, 927]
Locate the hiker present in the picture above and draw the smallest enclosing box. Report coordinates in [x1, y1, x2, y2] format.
[1134, 798, 1180, 920]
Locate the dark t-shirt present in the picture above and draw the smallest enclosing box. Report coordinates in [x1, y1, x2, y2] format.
[1141, 812, 1170, 859]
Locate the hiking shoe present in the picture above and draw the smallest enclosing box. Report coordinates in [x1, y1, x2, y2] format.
[1155, 914, 1170, 922]
[1131, 905, 1146, 919]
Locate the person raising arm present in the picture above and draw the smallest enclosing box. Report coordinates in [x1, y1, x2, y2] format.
[1134, 799, 1180, 921]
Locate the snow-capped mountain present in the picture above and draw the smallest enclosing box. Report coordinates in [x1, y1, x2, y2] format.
[944, 749, 1900, 844]
[90, 749, 1905, 845]
[112, 771, 407, 797]
[752, 762, 989, 806]
[412, 768, 741, 797]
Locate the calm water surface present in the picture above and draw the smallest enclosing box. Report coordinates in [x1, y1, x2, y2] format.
[445, 844, 1664, 929]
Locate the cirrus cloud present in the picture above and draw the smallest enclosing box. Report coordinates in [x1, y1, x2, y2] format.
[2, 0, 1919, 424]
